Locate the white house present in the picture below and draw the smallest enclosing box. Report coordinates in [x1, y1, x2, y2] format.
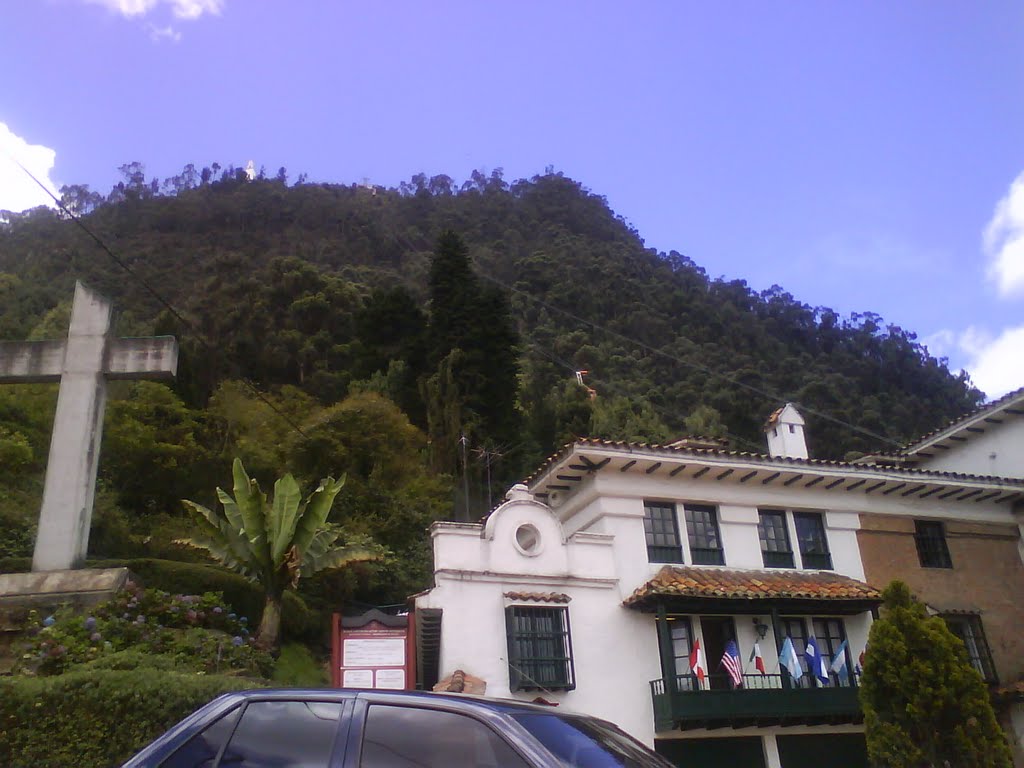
[412, 401, 1024, 768]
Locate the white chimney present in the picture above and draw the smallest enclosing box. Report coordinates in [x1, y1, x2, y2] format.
[765, 403, 808, 459]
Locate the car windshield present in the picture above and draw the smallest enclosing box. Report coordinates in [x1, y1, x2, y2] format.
[512, 713, 674, 768]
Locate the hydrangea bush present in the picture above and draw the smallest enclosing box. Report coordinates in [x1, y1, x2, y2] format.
[17, 583, 272, 677]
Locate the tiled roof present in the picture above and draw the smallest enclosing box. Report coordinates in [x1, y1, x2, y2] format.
[764, 406, 785, 428]
[623, 565, 881, 608]
[895, 385, 1024, 456]
[524, 437, 1024, 489]
[503, 591, 572, 603]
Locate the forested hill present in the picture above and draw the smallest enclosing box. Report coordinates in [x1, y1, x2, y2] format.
[0, 164, 981, 475]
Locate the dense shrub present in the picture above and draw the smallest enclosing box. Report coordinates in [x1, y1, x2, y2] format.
[272, 642, 329, 687]
[94, 558, 321, 644]
[16, 584, 271, 677]
[0, 669, 261, 768]
[0, 557, 322, 643]
[0, 510, 33, 559]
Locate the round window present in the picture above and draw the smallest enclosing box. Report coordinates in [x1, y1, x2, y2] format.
[515, 524, 542, 555]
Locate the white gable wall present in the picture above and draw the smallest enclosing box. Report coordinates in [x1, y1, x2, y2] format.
[418, 496, 664, 742]
[912, 418, 1024, 479]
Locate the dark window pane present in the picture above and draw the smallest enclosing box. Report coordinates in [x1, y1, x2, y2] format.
[160, 708, 240, 768]
[361, 705, 529, 768]
[757, 510, 794, 568]
[220, 700, 343, 767]
[915, 520, 953, 568]
[811, 618, 852, 688]
[644, 502, 683, 563]
[794, 513, 831, 570]
[667, 616, 700, 691]
[506, 606, 575, 690]
[683, 504, 724, 564]
[944, 615, 997, 683]
[781, 618, 812, 688]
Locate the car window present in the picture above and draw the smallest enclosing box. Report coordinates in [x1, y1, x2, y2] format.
[217, 700, 345, 767]
[512, 714, 674, 768]
[160, 707, 241, 768]
[359, 705, 529, 768]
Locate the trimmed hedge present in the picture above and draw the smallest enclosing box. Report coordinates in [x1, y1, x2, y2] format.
[0, 668, 262, 768]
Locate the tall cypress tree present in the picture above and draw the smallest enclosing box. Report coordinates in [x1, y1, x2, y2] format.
[860, 581, 1012, 768]
[425, 230, 522, 480]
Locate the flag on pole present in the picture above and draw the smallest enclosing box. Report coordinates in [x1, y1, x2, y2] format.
[831, 639, 849, 683]
[805, 636, 830, 685]
[748, 642, 766, 675]
[720, 640, 743, 687]
[779, 637, 803, 680]
[689, 639, 707, 687]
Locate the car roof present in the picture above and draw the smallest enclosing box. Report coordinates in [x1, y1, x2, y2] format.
[216, 688, 583, 716]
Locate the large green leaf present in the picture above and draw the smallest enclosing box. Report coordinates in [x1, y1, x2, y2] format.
[217, 487, 245, 534]
[291, 475, 345, 558]
[181, 498, 253, 570]
[300, 541, 382, 578]
[268, 473, 302, 567]
[232, 458, 270, 571]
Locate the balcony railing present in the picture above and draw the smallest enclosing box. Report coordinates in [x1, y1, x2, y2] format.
[650, 672, 862, 731]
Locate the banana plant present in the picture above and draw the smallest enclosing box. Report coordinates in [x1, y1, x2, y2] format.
[181, 458, 382, 649]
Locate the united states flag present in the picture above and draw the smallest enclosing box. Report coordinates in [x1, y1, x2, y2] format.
[720, 640, 743, 687]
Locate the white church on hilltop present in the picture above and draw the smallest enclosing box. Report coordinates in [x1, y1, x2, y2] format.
[411, 392, 1024, 768]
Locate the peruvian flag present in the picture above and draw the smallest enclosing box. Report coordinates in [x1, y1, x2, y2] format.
[690, 639, 707, 686]
[749, 642, 766, 675]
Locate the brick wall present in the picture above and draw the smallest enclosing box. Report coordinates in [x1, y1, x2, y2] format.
[857, 514, 1024, 686]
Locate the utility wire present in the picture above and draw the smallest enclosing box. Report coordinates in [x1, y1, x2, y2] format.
[6, 152, 310, 439]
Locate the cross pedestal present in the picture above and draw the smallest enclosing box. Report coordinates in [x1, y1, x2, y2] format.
[0, 281, 178, 572]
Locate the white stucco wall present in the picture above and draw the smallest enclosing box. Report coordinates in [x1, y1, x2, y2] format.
[418, 491, 665, 743]
[418, 479, 879, 747]
[912, 419, 1024, 479]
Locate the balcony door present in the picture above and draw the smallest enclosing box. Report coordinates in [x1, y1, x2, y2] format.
[700, 617, 737, 691]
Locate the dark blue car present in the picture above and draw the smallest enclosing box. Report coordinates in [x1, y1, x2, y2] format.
[121, 688, 675, 768]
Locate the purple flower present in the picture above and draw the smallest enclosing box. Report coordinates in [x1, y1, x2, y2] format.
[90, 632, 102, 642]
[213, 606, 223, 614]
[232, 636, 244, 646]
[42, 616, 55, 627]
[84, 616, 97, 631]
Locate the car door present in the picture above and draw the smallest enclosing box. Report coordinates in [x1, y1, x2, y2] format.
[344, 697, 539, 768]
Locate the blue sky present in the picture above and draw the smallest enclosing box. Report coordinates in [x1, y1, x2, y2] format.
[2, 1, 1022, 398]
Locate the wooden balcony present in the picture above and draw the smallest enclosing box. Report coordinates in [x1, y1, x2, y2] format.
[650, 672, 862, 731]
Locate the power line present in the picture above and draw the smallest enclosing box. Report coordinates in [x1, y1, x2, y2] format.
[6, 152, 310, 439]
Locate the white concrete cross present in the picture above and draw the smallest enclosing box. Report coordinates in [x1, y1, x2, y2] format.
[0, 282, 178, 572]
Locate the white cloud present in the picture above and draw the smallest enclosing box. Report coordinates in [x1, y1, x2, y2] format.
[925, 325, 1024, 400]
[83, 0, 223, 20]
[147, 23, 182, 42]
[0, 123, 59, 213]
[168, 0, 223, 20]
[983, 170, 1024, 298]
